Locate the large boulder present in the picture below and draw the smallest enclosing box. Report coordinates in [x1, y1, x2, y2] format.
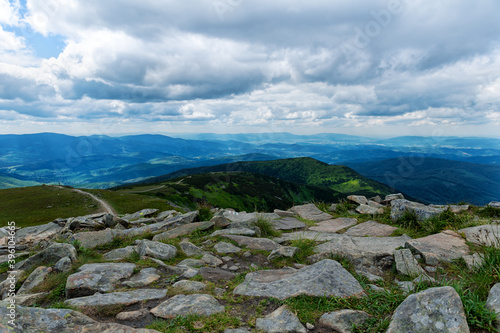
[66, 263, 135, 298]
[15, 243, 77, 271]
[234, 259, 365, 300]
[458, 224, 500, 248]
[386, 286, 469, 332]
[319, 310, 371, 333]
[391, 199, 445, 221]
[137, 239, 177, 260]
[15, 222, 63, 245]
[17, 266, 52, 295]
[151, 294, 224, 319]
[256, 305, 306, 333]
[405, 230, 469, 265]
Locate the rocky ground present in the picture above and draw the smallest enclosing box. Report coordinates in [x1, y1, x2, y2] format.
[0, 194, 499, 332]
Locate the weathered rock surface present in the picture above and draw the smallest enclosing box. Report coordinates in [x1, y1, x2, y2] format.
[123, 268, 160, 288]
[201, 253, 223, 267]
[345, 221, 397, 237]
[13, 292, 49, 306]
[137, 239, 177, 260]
[152, 221, 214, 241]
[177, 258, 204, 268]
[199, 267, 236, 282]
[211, 215, 232, 228]
[459, 224, 500, 248]
[66, 263, 136, 298]
[405, 230, 469, 265]
[486, 283, 500, 328]
[16, 243, 77, 270]
[268, 246, 300, 261]
[54, 256, 73, 272]
[0, 303, 161, 332]
[234, 259, 365, 300]
[172, 280, 207, 292]
[488, 201, 500, 208]
[123, 208, 159, 221]
[15, 222, 63, 245]
[274, 209, 297, 217]
[310, 218, 357, 233]
[391, 199, 445, 221]
[210, 228, 257, 237]
[222, 235, 280, 251]
[256, 305, 306, 333]
[151, 294, 224, 318]
[274, 231, 342, 243]
[116, 308, 150, 321]
[386, 286, 469, 333]
[394, 249, 426, 277]
[272, 217, 306, 230]
[356, 204, 384, 215]
[103, 246, 137, 261]
[214, 241, 242, 254]
[17, 266, 52, 294]
[71, 228, 118, 249]
[290, 204, 332, 222]
[179, 241, 206, 256]
[66, 289, 167, 309]
[319, 310, 371, 333]
[347, 195, 368, 205]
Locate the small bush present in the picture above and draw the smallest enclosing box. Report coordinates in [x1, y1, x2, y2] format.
[255, 217, 281, 238]
[197, 203, 214, 221]
[290, 238, 316, 263]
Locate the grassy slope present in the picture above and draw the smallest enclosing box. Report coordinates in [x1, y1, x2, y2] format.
[0, 185, 101, 228]
[128, 157, 396, 198]
[0, 174, 40, 189]
[118, 172, 342, 212]
[347, 157, 500, 205]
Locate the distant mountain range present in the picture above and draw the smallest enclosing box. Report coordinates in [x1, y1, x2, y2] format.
[0, 132, 498, 204]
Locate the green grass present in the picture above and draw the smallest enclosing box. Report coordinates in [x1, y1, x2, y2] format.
[254, 217, 281, 238]
[147, 312, 241, 332]
[290, 238, 316, 264]
[0, 185, 101, 228]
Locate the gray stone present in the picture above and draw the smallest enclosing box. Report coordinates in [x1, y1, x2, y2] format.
[391, 199, 445, 221]
[54, 256, 73, 273]
[157, 210, 178, 221]
[225, 329, 251, 333]
[356, 204, 384, 215]
[347, 195, 368, 205]
[459, 224, 500, 248]
[66, 263, 136, 298]
[387, 286, 469, 332]
[488, 201, 500, 209]
[116, 308, 150, 321]
[368, 200, 385, 208]
[173, 280, 207, 292]
[256, 305, 306, 333]
[66, 289, 167, 309]
[405, 230, 470, 265]
[290, 203, 332, 222]
[0, 303, 161, 333]
[223, 211, 258, 224]
[210, 228, 257, 237]
[429, 205, 469, 213]
[70, 228, 118, 249]
[177, 259, 204, 268]
[268, 246, 300, 261]
[214, 241, 242, 254]
[319, 310, 371, 333]
[123, 208, 159, 221]
[17, 266, 52, 295]
[123, 268, 160, 288]
[15, 243, 77, 271]
[103, 246, 137, 261]
[272, 217, 306, 230]
[137, 239, 177, 260]
[223, 235, 280, 251]
[486, 283, 500, 328]
[234, 259, 365, 300]
[274, 231, 342, 243]
[180, 241, 206, 257]
[199, 267, 235, 282]
[13, 292, 49, 306]
[151, 294, 224, 318]
[384, 193, 405, 202]
[211, 215, 231, 228]
[310, 218, 357, 233]
[345, 221, 397, 237]
[274, 209, 297, 217]
[0, 270, 24, 299]
[329, 204, 338, 212]
[15, 222, 63, 245]
[201, 254, 223, 267]
[356, 269, 383, 282]
[153, 221, 214, 241]
[394, 249, 427, 277]
[462, 253, 485, 270]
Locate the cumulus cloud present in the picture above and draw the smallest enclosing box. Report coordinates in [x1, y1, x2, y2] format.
[0, 0, 499, 136]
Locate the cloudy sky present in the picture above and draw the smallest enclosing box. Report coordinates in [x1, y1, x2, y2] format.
[0, 0, 499, 137]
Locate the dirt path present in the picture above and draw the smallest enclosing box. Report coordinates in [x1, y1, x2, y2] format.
[55, 186, 116, 215]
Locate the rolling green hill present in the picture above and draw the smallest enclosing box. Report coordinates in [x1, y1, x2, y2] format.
[347, 157, 500, 205]
[117, 171, 343, 212]
[0, 173, 41, 189]
[128, 157, 397, 199]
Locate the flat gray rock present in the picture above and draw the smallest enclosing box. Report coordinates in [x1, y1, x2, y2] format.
[234, 259, 365, 300]
[223, 235, 280, 251]
[177, 258, 204, 268]
[405, 230, 470, 265]
[214, 241, 242, 254]
[66, 289, 167, 309]
[458, 224, 500, 248]
[15, 222, 63, 245]
[103, 246, 137, 261]
[391, 199, 445, 221]
[172, 280, 207, 292]
[70, 228, 119, 249]
[310, 218, 357, 233]
[66, 263, 136, 298]
[179, 241, 206, 256]
[486, 283, 500, 328]
[274, 209, 297, 217]
[256, 305, 306, 333]
[137, 239, 177, 260]
[272, 217, 306, 230]
[347, 195, 368, 205]
[386, 286, 469, 332]
[394, 249, 426, 277]
[274, 231, 342, 244]
[15, 243, 77, 270]
[290, 204, 332, 222]
[201, 253, 223, 267]
[123, 267, 160, 288]
[345, 221, 397, 237]
[12, 292, 49, 306]
[17, 266, 52, 295]
[268, 246, 300, 261]
[151, 294, 224, 319]
[319, 309, 371, 333]
[210, 228, 257, 237]
[356, 204, 384, 215]
[152, 221, 214, 241]
[488, 201, 500, 208]
[123, 208, 159, 221]
[315, 235, 411, 258]
[54, 257, 72, 273]
[223, 211, 258, 223]
[199, 267, 236, 282]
